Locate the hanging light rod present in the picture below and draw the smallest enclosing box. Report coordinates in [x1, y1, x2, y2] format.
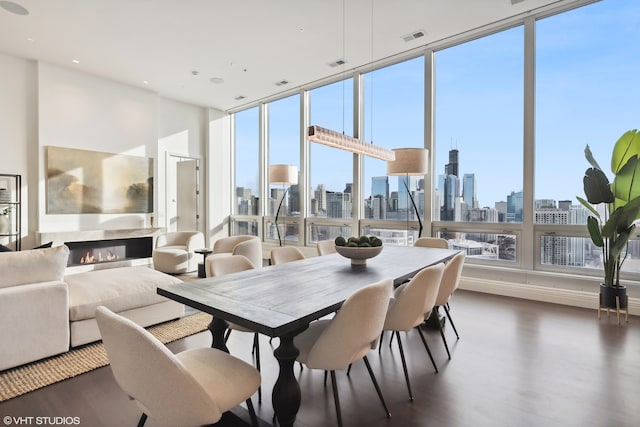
[307, 125, 395, 161]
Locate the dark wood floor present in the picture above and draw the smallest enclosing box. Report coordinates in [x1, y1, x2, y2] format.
[1, 290, 638, 427]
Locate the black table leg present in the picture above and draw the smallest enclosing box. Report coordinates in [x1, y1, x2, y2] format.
[209, 317, 229, 353]
[273, 332, 302, 427]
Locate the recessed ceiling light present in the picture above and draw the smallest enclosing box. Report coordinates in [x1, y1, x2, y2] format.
[209, 77, 224, 84]
[191, 70, 199, 76]
[0, 1, 29, 16]
[71, 59, 80, 64]
[26, 37, 33, 42]
[143, 80, 149, 85]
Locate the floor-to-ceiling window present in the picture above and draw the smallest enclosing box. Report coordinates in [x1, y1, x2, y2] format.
[267, 94, 301, 244]
[535, 0, 640, 275]
[233, 106, 260, 236]
[229, 0, 640, 287]
[362, 57, 425, 246]
[307, 79, 354, 243]
[433, 26, 524, 263]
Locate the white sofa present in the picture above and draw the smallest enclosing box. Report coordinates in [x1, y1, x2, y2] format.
[0, 245, 185, 371]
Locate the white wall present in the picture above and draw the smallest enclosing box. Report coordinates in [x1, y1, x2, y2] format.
[0, 53, 37, 247]
[207, 109, 231, 245]
[0, 53, 211, 248]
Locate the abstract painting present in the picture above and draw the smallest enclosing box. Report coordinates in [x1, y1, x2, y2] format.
[46, 146, 153, 214]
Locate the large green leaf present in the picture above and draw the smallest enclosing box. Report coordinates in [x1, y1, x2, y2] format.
[587, 216, 604, 247]
[611, 129, 640, 174]
[613, 155, 640, 208]
[585, 144, 604, 171]
[583, 168, 614, 204]
[577, 196, 601, 220]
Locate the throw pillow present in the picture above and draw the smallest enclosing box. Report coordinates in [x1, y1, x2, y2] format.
[32, 241, 53, 249]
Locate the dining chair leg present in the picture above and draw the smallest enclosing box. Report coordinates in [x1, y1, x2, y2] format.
[394, 331, 413, 401]
[324, 370, 328, 387]
[378, 331, 385, 354]
[253, 333, 262, 403]
[136, 413, 147, 427]
[388, 331, 395, 348]
[443, 305, 460, 339]
[346, 363, 352, 376]
[415, 327, 439, 373]
[245, 398, 259, 427]
[362, 356, 391, 418]
[224, 328, 232, 343]
[435, 313, 451, 359]
[329, 370, 344, 427]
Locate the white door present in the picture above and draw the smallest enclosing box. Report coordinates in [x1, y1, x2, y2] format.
[176, 159, 198, 231]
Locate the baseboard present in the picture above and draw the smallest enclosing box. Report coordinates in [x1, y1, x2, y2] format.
[459, 277, 640, 317]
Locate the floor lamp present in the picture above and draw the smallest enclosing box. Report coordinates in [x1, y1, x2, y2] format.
[387, 148, 429, 239]
[269, 164, 298, 247]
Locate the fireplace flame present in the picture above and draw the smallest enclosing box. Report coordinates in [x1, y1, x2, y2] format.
[80, 249, 120, 264]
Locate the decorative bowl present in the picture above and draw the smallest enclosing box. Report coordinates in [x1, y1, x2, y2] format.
[334, 245, 383, 265]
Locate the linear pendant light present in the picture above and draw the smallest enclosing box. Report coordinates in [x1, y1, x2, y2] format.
[307, 125, 395, 161]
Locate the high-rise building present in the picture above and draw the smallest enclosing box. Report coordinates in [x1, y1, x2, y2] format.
[507, 191, 523, 222]
[441, 148, 461, 221]
[445, 149, 459, 177]
[463, 173, 477, 209]
[371, 176, 389, 211]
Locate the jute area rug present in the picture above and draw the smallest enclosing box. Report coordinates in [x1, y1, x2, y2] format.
[0, 312, 211, 402]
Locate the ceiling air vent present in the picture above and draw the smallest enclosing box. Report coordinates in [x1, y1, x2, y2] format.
[402, 30, 425, 42]
[275, 80, 289, 86]
[328, 59, 346, 68]
[234, 95, 246, 101]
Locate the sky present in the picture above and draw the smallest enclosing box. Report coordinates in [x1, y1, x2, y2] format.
[236, 0, 640, 209]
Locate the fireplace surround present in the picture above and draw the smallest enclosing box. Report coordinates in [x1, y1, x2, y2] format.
[65, 236, 152, 267]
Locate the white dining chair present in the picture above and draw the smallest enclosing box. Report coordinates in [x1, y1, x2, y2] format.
[433, 251, 466, 359]
[380, 263, 445, 400]
[294, 278, 393, 427]
[414, 237, 449, 249]
[270, 246, 305, 265]
[95, 306, 260, 427]
[316, 239, 337, 256]
[206, 254, 263, 403]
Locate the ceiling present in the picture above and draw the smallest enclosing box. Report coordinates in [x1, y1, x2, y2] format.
[0, 0, 570, 112]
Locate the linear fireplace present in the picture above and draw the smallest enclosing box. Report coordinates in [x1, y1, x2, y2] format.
[65, 237, 153, 267]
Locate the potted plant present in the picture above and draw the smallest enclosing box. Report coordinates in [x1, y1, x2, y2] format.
[577, 129, 640, 310]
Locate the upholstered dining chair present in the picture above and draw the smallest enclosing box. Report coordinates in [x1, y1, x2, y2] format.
[294, 278, 394, 427]
[152, 231, 205, 274]
[433, 251, 466, 359]
[95, 306, 260, 427]
[414, 236, 449, 249]
[209, 235, 263, 269]
[316, 239, 337, 256]
[206, 254, 263, 402]
[270, 246, 305, 265]
[380, 263, 445, 400]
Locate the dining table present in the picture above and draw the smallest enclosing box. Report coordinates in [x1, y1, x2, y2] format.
[157, 244, 460, 427]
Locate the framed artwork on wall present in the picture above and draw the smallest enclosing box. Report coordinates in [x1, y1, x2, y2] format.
[46, 146, 153, 214]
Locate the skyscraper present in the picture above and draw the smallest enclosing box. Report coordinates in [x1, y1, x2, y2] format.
[507, 190, 523, 222]
[463, 173, 477, 209]
[440, 148, 460, 221]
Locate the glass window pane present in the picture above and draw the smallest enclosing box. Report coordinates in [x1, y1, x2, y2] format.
[434, 27, 524, 223]
[235, 107, 259, 215]
[309, 79, 354, 220]
[268, 95, 301, 243]
[363, 57, 425, 227]
[535, 0, 640, 228]
[439, 231, 517, 262]
[309, 224, 352, 244]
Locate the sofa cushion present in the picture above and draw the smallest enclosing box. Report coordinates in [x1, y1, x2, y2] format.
[66, 266, 183, 322]
[0, 244, 69, 289]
